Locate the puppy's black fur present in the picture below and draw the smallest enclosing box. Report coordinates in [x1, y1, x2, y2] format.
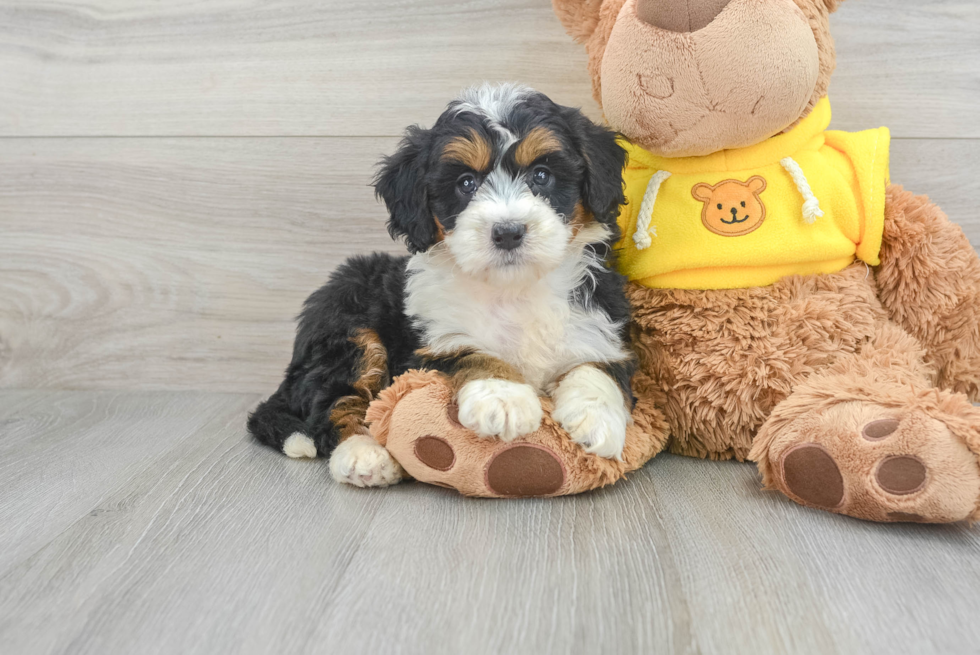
[249, 89, 633, 458]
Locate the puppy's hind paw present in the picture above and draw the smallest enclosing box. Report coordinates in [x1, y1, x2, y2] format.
[329, 433, 405, 488]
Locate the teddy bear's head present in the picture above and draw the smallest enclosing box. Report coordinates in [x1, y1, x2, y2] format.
[553, 0, 843, 157]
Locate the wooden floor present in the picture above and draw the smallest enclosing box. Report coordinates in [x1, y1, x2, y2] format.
[2, 1, 979, 653]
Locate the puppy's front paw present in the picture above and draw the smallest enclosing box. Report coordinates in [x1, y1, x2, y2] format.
[552, 366, 630, 460]
[329, 433, 405, 488]
[457, 379, 543, 441]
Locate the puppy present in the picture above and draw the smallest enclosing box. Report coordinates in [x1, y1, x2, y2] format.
[248, 84, 635, 487]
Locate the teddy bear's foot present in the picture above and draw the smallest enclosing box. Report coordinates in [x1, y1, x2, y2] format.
[408, 406, 567, 497]
[757, 401, 980, 523]
[366, 370, 670, 498]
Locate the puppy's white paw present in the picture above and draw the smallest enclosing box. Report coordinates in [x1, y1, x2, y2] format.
[283, 432, 317, 459]
[457, 379, 543, 441]
[552, 366, 630, 460]
[328, 433, 405, 488]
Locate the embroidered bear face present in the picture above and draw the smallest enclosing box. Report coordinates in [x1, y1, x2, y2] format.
[691, 176, 768, 237]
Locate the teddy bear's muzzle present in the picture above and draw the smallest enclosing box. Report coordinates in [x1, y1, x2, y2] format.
[635, 0, 732, 33]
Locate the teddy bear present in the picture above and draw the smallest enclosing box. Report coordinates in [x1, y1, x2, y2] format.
[366, 0, 980, 521]
[545, 0, 980, 522]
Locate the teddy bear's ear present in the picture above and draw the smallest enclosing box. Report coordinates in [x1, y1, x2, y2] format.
[552, 0, 604, 43]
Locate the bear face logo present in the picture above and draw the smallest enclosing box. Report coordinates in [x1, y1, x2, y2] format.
[692, 176, 767, 237]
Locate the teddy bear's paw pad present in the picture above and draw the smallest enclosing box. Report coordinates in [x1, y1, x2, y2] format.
[413, 435, 456, 472]
[885, 512, 928, 522]
[781, 444, 844, 510]
[862, 418, 900, 441]
[875, 455, 927, 495]
[484, 444, 565, 497]
[329, 433, 405, 488]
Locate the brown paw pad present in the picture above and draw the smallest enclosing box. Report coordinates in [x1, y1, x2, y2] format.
[875, 455, 927, 495]
[886, 511, 927, 523]
[862, 418, 900, 441]
[781, 444, 844, 509]
[485, 444, 565, 497]
[414, 435, 456, 471]
[446, 401, 464, 429]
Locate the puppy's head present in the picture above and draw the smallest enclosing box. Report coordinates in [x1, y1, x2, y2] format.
[374, 84, 627, 284]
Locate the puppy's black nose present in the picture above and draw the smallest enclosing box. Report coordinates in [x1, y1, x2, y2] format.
[492, 222, 526, 251]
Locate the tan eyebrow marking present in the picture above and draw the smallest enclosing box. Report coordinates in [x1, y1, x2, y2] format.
[441, 129, 492, 171]
[514, 126, 562, 168]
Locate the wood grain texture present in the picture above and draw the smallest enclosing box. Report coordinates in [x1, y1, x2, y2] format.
[830, 0, 980, 136]
[0, 390, 257, 576]
[0, 0, 977, 137]
[2, 136, 978, 392]
[0, 0, 594, 137]
[1, 391, 978, 655]
[0, 137, 402, 392]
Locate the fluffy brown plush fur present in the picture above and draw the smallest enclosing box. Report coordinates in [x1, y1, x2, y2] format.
[627, 262, 884, 461]
[876, 185, 980, 400]
[548, 0, 980, 522]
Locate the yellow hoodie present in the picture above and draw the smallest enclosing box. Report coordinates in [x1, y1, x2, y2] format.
[615, 98, 890, 289]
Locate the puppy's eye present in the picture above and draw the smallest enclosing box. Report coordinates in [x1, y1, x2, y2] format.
[531, 166, 552, 186]
[457, 173, 478, 195]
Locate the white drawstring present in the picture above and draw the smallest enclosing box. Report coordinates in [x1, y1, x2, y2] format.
[780, 156, 823, 224]
[633, 170, 671, 250]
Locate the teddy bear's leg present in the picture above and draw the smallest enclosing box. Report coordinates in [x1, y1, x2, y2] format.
[749, 321, 980, 523]
[369, 370, 670, 497]
[875, 183, 980, 400]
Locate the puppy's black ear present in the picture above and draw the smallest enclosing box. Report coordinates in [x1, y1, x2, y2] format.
[563, 108, 628, 226]
[373, 126, 440, 254]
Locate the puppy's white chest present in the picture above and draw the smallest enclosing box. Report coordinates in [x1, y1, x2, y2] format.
[406, 264, 625, 391]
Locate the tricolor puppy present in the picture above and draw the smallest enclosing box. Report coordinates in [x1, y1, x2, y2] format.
[249, 84, 635, 487]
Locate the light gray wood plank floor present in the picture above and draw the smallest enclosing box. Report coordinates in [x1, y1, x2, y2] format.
[2, 391, 979, 655]
[2, 0, 980, 653]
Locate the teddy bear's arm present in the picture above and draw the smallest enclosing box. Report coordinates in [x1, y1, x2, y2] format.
[875, 183, 980, 401]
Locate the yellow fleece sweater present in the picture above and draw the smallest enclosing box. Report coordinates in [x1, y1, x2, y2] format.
[616, 98, 890, 289]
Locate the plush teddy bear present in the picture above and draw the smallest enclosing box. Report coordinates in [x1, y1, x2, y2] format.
[368, 0, 980, 520]
[546, 0, 980, 522]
